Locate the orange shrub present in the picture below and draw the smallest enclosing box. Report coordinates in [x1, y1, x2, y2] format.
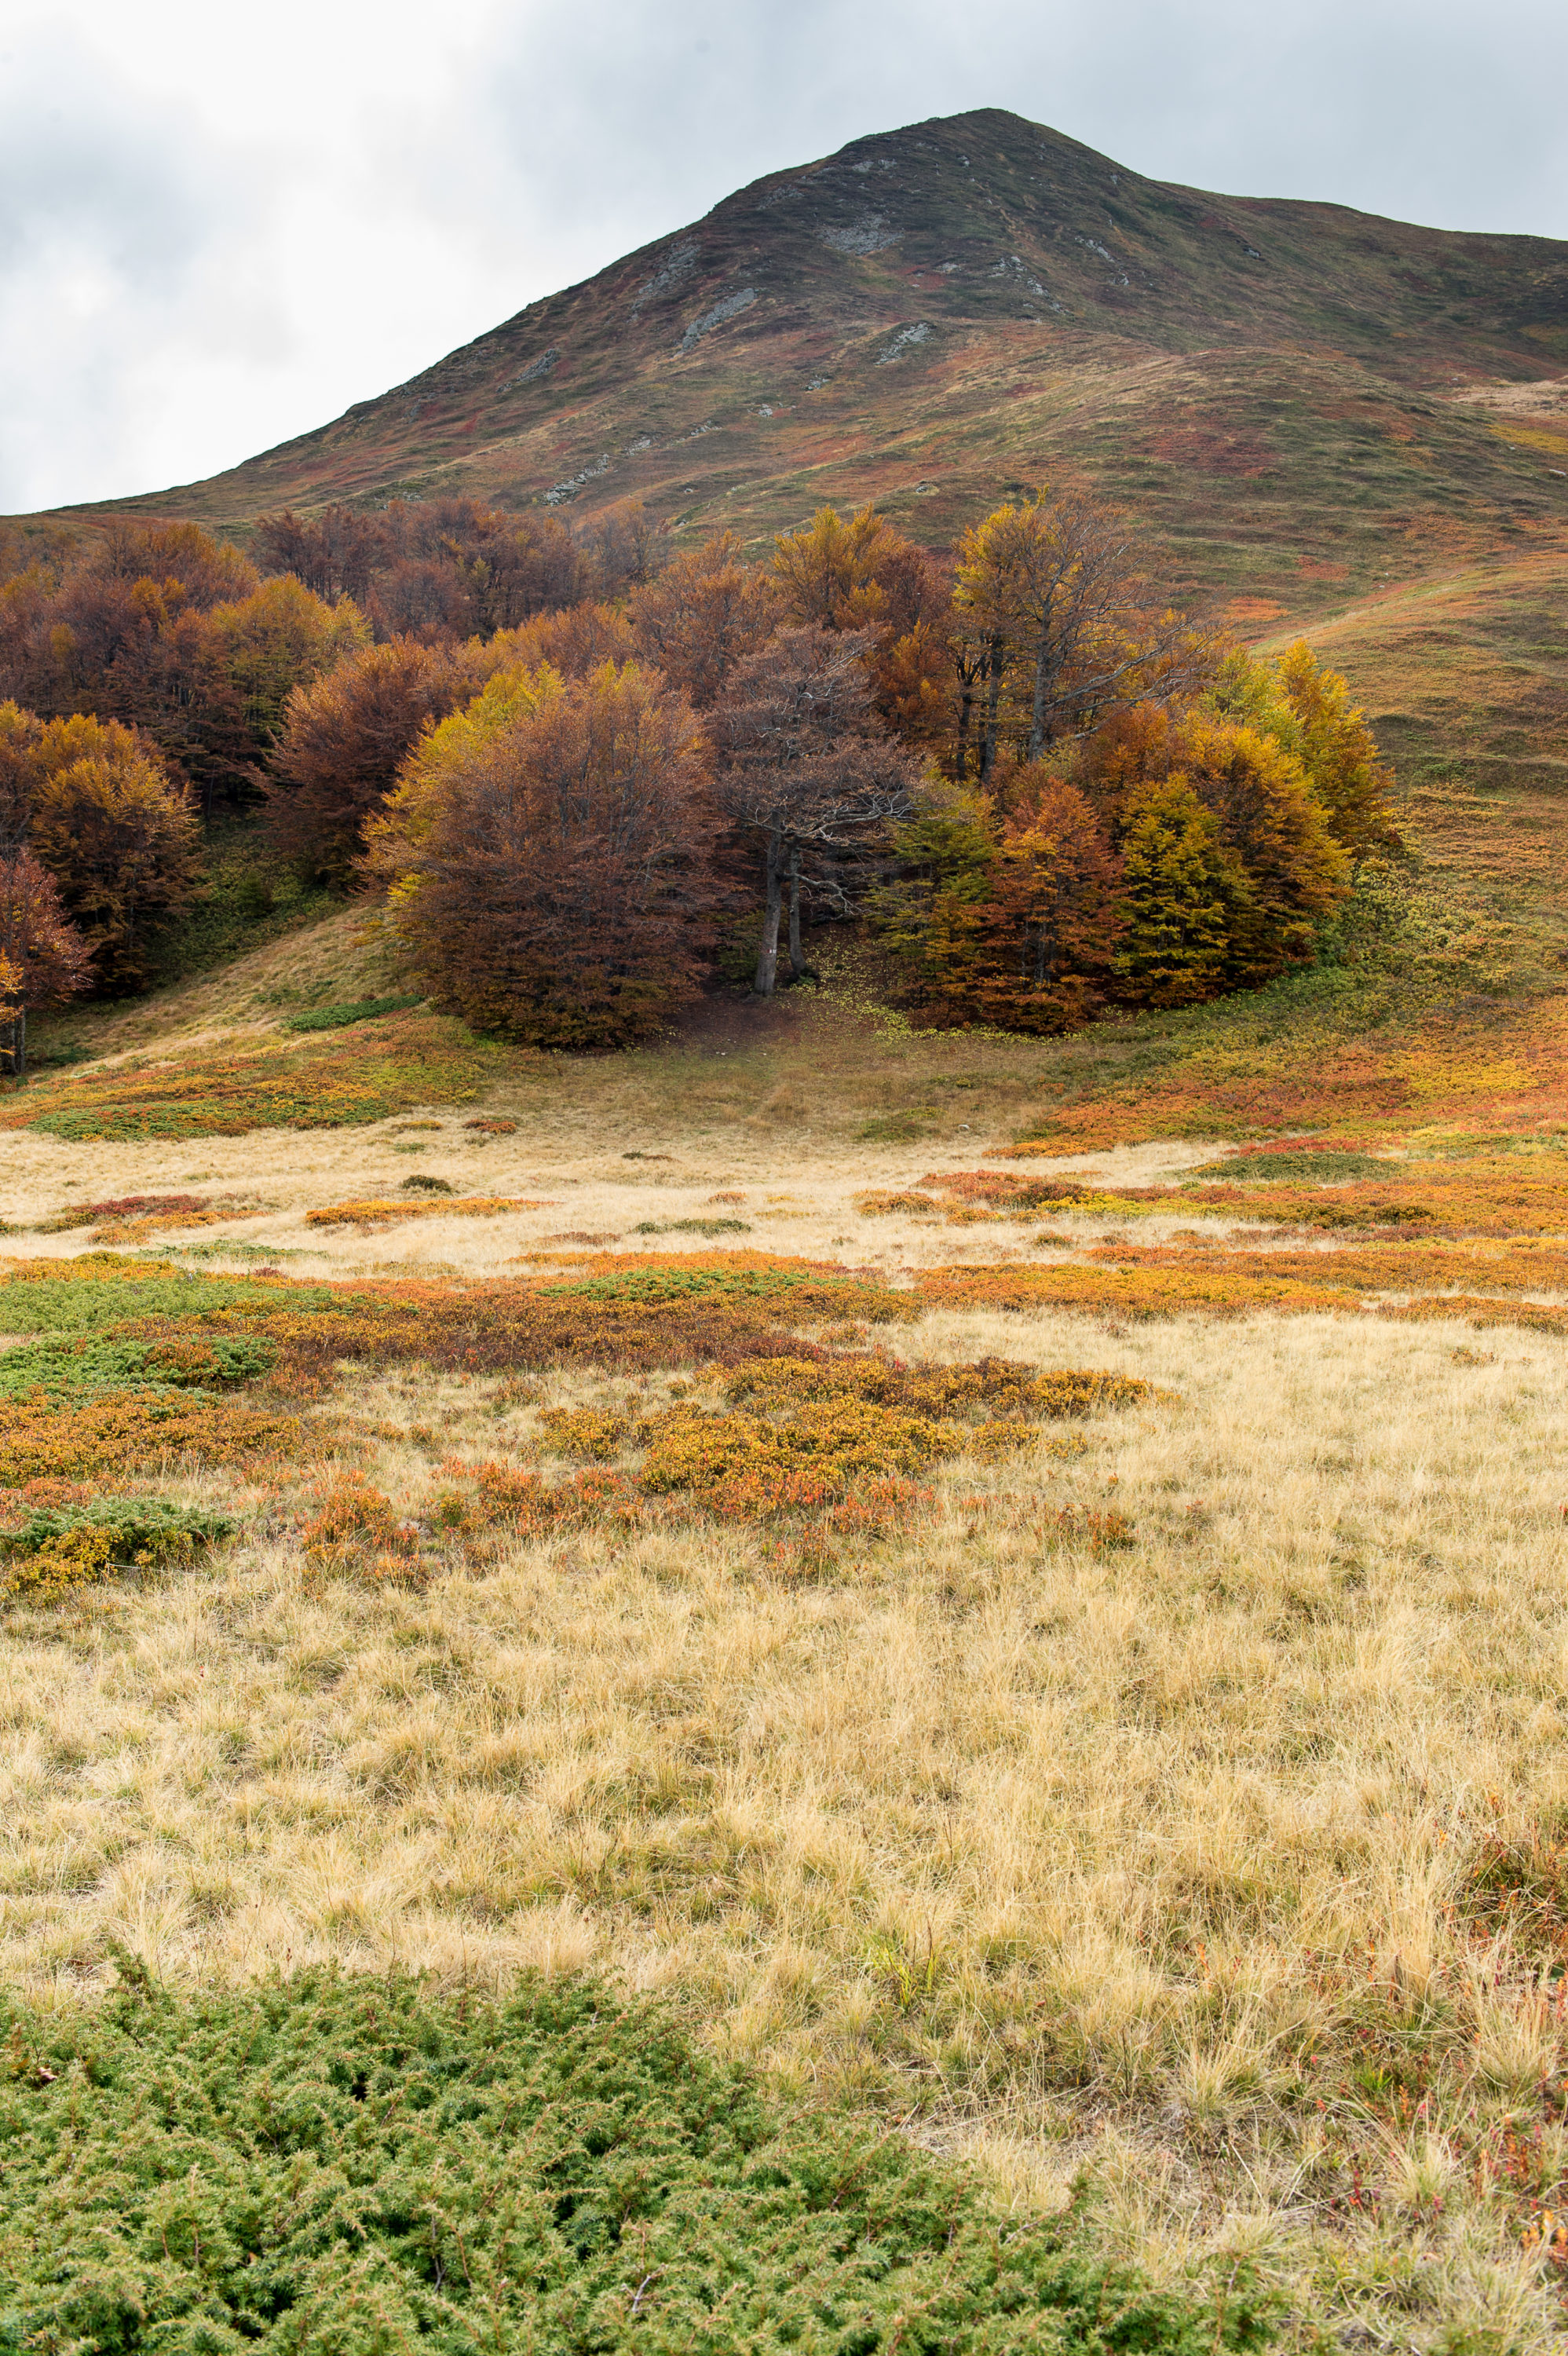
[305, 1196, 553, 1228]
[1, 1391, 305, 1485]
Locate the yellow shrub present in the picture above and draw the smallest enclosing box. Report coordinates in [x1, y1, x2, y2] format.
[537, 1407, 648, 1460]
[2, 1526, 116, 1601]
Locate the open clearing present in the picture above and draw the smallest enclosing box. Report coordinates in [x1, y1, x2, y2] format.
[4, 945, 1568, 2353]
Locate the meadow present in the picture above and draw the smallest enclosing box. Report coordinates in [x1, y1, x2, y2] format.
[2, 881, 1568, 2353]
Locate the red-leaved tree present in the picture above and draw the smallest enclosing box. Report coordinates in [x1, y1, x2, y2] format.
[0, 848, 92, 1079]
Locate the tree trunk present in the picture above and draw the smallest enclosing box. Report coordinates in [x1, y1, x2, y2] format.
[787, 843, 803, 979]
[754, 829, 783, 996]
[954, 654, 978, 782]
[979, 635, 1004, 784]
[13, 1008, 25, 1085]
[1029, 630, 1051, 762]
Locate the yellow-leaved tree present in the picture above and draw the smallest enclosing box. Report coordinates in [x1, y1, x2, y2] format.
[1210, 642, 1400, 859]
[29, 714, 201, 987]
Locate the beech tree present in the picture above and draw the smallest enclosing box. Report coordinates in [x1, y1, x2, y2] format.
[256, 499, 589, 640]
[211, 575, 368, 755]
[712, 626, 921, 995]
[0, 521, 368, 806]
[772, 506, 942, 638]
[954, 491, 1206, 774]
[95, 521, 258, 608]
[579, 500, 670, 599]
[961, 777, 1122, 1030]
[0, 700, 42, 854]
[875, 772, 1122, 1031]
[365, 660, 720, 1047]
[254, 504, 387, 605]
[265, 640, 476, 884]
[483, 602, 637, 683]
[30, 715, 201, 986]
[1114, 777, 1232, 1007]
[1275, 643, 1401, 858]
[630, 534, 777, 708]
[1211, 642, 1400, 858]
[1084, 702, 1349, 987]
[771, 505, 955, 755]
[0, 848, 91, 1079]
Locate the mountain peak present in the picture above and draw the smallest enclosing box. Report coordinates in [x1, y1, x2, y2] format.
[45, 108, 1568, 624]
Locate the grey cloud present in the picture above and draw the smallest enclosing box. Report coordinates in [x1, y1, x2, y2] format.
[0, 38, 237, 292]
[472, 0, 1568, 265]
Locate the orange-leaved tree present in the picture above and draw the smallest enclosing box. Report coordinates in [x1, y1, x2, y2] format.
[771, 506, 953, 759]
[364, 660, 721, 1048]
[875, 770, 1123, 1031]
[481, 601, 637, 684]
[28, 714, 202, 987]
[630, 534, 778, 709]
[0, 521, 378, 808]
[0, 847, 93, 1078]
[265, 640, 477, 885]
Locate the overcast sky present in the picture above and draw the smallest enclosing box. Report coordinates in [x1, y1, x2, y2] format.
[2, 0, 1566, 515]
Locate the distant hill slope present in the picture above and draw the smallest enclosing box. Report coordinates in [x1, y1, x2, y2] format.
[26, 108, 1568, 621]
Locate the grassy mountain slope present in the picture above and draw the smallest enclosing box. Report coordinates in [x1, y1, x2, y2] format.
[30, 108, 1568, 621]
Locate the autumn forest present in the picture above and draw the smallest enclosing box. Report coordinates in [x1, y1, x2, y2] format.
[0, 488, 1396, 1069]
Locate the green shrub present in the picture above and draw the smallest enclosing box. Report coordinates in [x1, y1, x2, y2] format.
[0, 1497, 237, 1599]
[0, 1263, 331, 1336]
[0, 1330, 276, 1401]
[1190, 1149, 1391, 1183]
[1, 1496, 235, 1563]
[282, 994, 424, 1032]
[631, 1216, 752, 1236]
[0, 1971, 1272, 2354]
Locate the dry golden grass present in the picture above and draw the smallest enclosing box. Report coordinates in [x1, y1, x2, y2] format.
[2, 1238, 1567, 2342]
[8, 942, 1568, 2346]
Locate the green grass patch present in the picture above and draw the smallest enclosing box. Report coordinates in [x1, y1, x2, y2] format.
[1190, 1150, 1394, 1184]
[141, 1240, 312, 1262]
[0, 1970, 1272, 2355]
[282, 994, 425, 1033]
[543, 1260, 907, 1315]
[858, 1110, 938, 1143]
